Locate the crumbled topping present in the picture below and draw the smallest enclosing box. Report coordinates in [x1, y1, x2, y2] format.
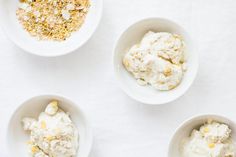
[16, 0, 90, 41]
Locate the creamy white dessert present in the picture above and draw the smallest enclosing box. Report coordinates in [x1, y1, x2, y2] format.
[123, 31, 186, 91]
[181, 121, 236, 157]
[22, 101, 79, 157]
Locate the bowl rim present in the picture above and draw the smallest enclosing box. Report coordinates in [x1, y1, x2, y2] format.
[0, 0, 103, 57]
[167, 113, 236, 157]
[5, 94, 93, 157]
[112, 17, 199, 105]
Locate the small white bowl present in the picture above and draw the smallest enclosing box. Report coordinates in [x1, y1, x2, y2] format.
[7, 94, 92, 157]
[168, 114, 236, 157]
[113, 17, 198, 105]
[0, 0, 103, 57]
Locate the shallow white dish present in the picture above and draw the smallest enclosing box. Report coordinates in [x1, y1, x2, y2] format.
[168, 114, 236, 157]
[0, 0, 103, 57]
[7, 94, 93, 157]
[113, 17, 198, 105]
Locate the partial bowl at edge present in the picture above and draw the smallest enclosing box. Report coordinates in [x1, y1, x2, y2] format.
[168, 114, 236, 157]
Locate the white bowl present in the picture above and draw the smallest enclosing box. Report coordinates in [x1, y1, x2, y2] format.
[7, 94, 93, 157]
[0, 0, 103, 57]
[168, 114, 236, 157]
[113, 17, 199, 105]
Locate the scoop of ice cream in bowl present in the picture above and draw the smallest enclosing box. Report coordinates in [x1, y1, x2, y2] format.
[168, 114, 236, 157]
[6, 94, 92, 157]
[113, 17, 198, 105]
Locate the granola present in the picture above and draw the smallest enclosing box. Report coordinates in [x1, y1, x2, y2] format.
[16, 0, 90, 41]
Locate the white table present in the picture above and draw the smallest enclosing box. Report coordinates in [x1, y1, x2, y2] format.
[1, 0, 236, 156]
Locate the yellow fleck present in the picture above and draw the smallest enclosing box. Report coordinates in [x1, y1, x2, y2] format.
[123, 59, 130, 67]
[50, 100, 58, 108]
[41, 121, 46, 129]
[27, 141, 33, 145]
[164, 67, 172, 77]
[208, 143, 215, 149]
[45, 136, 54, 141]
[168, 85, 175, 90]
[31, 146, 39, 153]
[203, 127, 209, 133]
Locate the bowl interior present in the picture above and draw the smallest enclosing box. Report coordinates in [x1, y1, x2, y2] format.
[7, 95, 92, 157]
[168, 115, 236, 157]
[113, 18, 198, 105]
[0, 0, 103, 56]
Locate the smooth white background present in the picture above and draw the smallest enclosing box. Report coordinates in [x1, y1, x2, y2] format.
[1, 0, 236, 156]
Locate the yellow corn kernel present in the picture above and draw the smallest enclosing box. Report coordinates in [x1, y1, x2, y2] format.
[208, 143, 215, 149]
[31, 146, 39, 153]
[41, 121, 47, 129]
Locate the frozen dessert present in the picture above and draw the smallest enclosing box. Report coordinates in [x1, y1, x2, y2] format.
[123, 31, 186, 91]
[22, 100, 79, 157]
[181, 121, 236, 157]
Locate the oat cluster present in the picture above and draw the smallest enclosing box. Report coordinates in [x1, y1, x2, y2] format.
[16, 0, 90, 41]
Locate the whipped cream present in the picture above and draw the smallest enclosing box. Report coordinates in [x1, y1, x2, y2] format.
[22, 101, 79, 157]
[181, 121, 236, 157]
[123, 31, 186, 90]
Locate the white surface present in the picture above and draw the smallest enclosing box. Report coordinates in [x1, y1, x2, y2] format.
[168, 114, 236, 157]
[113, 18, 198, 105]
[0, 0, 236, 156]
[0, 0, 103, 56]
[7, 95, 92, 157]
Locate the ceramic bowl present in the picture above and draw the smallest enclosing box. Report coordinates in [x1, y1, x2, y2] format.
[113, 17, 198, 105]
[168, 114, 236, 157]
[0, 0, 103, 57]
[7, 94, 92, 157]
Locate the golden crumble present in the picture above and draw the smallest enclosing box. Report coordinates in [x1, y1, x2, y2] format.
[16, 0, 90, 41]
